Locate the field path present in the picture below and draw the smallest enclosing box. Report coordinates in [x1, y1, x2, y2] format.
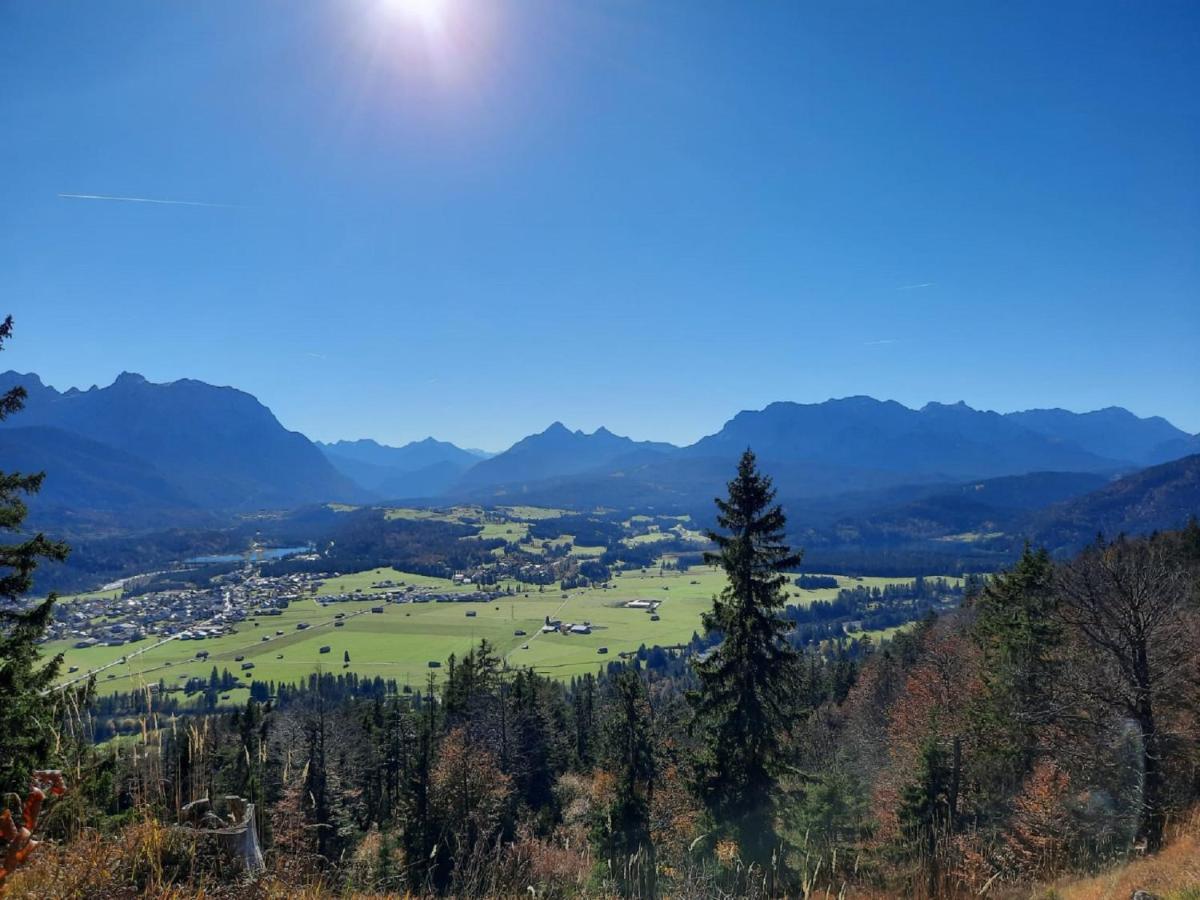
[504, 591, 577, 665]
[503, 587, 613, 673]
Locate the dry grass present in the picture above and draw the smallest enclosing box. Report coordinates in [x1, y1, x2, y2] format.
[1028, 810, 1200, 900]
[8, 804, 1200, 899]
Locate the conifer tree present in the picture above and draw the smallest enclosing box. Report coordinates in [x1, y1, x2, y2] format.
[899, 737, 955, 897]
[592, 670, 655, 897]
[0, 316, 70, 797]
[691, 449, 802, 870]
[971, 545, 1060, 801]
[573, 673, 597, 767]
[400, 674, 438, 890]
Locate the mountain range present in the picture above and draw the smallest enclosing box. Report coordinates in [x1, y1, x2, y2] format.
[316, 438, 487, 499]
[0, 371, 360, 529]
[433, 396, 1196, 510]
[2, 371, 1197, 548]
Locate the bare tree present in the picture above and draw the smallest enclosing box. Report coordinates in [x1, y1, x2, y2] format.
[1056, 535, 1199, 851]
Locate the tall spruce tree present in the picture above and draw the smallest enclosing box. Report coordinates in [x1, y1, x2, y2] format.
[592, 670, 655, 897]
[691, 449, 802, 869]
[970, 544, 1060, 803]
[0, 316, 70, 798]
[898, 737, 956, 897]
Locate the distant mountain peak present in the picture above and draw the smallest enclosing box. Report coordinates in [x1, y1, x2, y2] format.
[0, 370, 46, 389]
[834, 395, 886, 406]
[0, 369, 358, 510]
[1005, 406, 1190, 466]
[451, 420, 677, 493]
[316, 433, 482, 498]
[921, 400, 971, 411]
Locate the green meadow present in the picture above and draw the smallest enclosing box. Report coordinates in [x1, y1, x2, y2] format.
[47, 566, 951, 697]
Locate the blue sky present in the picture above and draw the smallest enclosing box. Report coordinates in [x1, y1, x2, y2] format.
[2, 0, 1197, 450]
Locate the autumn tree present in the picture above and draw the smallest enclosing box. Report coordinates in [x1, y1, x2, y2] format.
[691, 449, 802, 870]
[1056, 535, 1198, 851]
[430, 726, 512, 889]
[880, 624, 978, 894]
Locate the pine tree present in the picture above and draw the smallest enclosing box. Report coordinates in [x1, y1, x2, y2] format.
[971, 545, 1060, 803]
[572, 673, 597, 767]
[691, 449, 802, 869]
[0, 316, 70, 797]
[400, 674, 438, 890]
[899, 737, 956, 897]
[591, 670, 655, 897]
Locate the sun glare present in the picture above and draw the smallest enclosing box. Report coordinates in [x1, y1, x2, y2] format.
[381, 0, 449, 35]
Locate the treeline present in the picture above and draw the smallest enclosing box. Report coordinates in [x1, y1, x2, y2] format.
[38, 636, 875, 897]
[529, 514, 626, 547]
[263, 509, 504, 579]
[792, 544, 1008, 577]
[785, 576, 966, 630]
[794, 574, 839, 589]
[27, 526, 247, 594]
[19, 538, 1200, 895]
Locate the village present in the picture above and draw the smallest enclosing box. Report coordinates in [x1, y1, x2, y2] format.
[47, 564, 523, 654]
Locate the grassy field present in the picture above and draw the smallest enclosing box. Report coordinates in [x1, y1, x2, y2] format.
[55, 587, 124, 606]
[498, 505, 567, 520]
[473, 521, 530, 542]
[382, 506, 481, 522]
[47, 568, 956, 697]
[625, 530, 677, 546]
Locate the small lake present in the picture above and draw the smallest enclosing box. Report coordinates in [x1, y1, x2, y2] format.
[187, 546, 311, 564]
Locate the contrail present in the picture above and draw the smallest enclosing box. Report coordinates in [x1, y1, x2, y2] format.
[897, 282, 935, 291]
[58, 192, 240, 209]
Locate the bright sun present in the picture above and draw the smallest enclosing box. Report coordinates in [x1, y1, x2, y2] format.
[381, 0, 449, 34]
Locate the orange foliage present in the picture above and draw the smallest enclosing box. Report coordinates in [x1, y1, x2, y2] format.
[874, 629, 982, 838]
[649, 763, 703, 865]
[1003, 759, 1073, 878]
[0, 770, 66, 886]
[429, 727, 511, 845]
